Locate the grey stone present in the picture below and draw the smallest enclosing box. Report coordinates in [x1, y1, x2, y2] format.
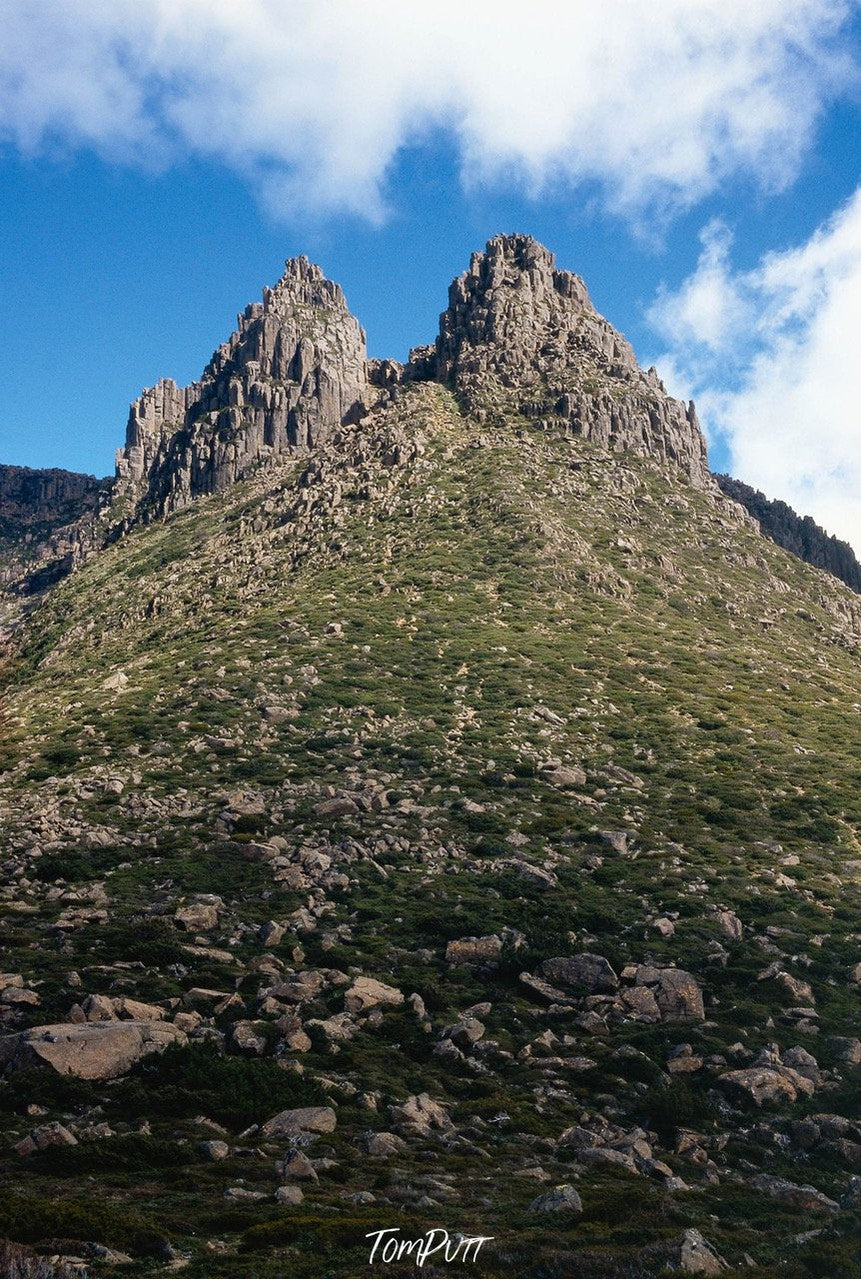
[261, 1106, 337, 1138]
[540, 953, 619, 994]
[528, 1184, 583, 1214]
[0, 1020, 187, 1081]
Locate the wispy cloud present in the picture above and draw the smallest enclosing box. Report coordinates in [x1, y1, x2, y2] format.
[649, 190, 861, 553]
[0, 0, 854, 220]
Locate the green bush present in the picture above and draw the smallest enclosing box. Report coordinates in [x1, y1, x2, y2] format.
[0, 1068, 98, 1115]
[118, 1040, 325, 1129]
[635, 1081, 715, 1144]
[85, 916, 187, 967]
[242, 1214, 392, 1252]
[0, 1192, 166, 1255]
[35, 1134, 191, 1176]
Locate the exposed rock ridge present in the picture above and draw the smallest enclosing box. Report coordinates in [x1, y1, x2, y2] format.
[0, 465, 108, 531]
[432, 234, 710, 487]
[715, 474, 861, 594]
[0, 466, 112, 605]
[115, 256, 371, 519]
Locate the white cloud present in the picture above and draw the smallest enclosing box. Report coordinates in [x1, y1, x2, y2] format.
[649, 190, 861, 553]
[0, 0, 854, 220]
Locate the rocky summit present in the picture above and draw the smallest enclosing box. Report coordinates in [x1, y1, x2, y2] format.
[0, 237, 859, 1279]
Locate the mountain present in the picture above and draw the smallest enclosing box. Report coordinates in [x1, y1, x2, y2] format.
[0, 237, 858, 1279]
[715, 475, 861, 594]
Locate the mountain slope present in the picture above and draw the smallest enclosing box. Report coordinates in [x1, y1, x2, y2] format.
[0, 242, 859, 1279]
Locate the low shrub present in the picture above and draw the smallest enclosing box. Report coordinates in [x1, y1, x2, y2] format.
[118, 1039, 325, 1129]
[0, 1192, 166, 1255]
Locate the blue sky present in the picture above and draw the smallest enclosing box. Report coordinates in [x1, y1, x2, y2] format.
[1, 2, 860, 548]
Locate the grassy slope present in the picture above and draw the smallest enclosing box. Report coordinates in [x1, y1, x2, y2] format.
[0, 383, 859, 1277]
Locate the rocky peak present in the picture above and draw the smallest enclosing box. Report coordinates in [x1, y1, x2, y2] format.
[434, 233, 710, 486]
[436, 233, 596, 378]
[116, 256, 369, 519]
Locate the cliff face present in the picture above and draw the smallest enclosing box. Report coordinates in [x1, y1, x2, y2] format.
[432, 234, 710, 486]
[115, 256, 369, 519]
[716, 474, 861, 594]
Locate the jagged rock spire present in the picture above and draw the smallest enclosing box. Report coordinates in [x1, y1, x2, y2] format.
[116, 256, 369, 518]
[435, 234, 710, 486]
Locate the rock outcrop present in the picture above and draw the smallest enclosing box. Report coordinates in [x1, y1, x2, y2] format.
[0, 1020, 187, 1080]
[431, 234, 710, 486]
[115, 256, 370, 519]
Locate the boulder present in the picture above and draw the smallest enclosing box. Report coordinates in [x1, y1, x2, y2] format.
[101, 671, 129, 692]
[541, 764, 586, 788]
[633, 966, 704, 1022]
[80, 994, 117, 1021]
[0, 1020, 187, 1081]
[675, 1228, 728, 1274]
[714, 910, 743, 942]
[781, 1045, 821, 1083]
[282, 1028, 313, 1053]
[445, 935, 503, 965]
[174, 896, 222, 932]
[362, 1130, 408, 1157]
[750, 1173, 839, 1213]
[80, 994, 165, 1022]
[15, 1122, 78, 1157]
[229, 1020, 268, 1056]
[444, 1018, 485, 1050]
[275, 1184, 305, 1205]
[261, 1106, 337, 1139]
[667, 1044, 704, 1074]
[718, 1066, 810, 1107]
[557, 1125, 599, 1150]
[199, 1140, 229, 1161]
[268, 971, 325, 1003]
[259, 920, 286, 946]
[775, 972, 815, 1003]
[344, 977, 404, 1014]
[619, 985, 661, 1021]
[540, 953, 619, 994]
[389, 1092, 452, 1138]
[0, 987, 39, 1006]
[284, 1151, 318, 1180]
[314, 795, 358, 818]
[113, 997, 166, 1021]
[578, 1147, 639, 1175]
[528, 1184, 583, 1213]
